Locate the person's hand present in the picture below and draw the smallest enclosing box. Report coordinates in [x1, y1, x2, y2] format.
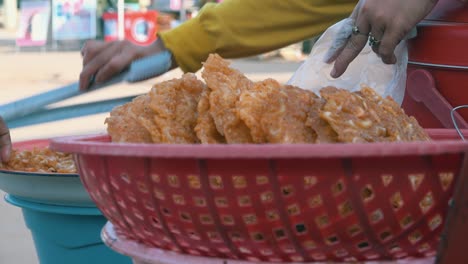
[327, 0, 439, 78]
[79, 38, 176, 91]
[0, 116, 11, 163]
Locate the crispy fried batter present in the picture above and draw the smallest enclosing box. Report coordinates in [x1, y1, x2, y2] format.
[238, 78, 317, 143]
[359, 87, 430, 141]
[0, 148, 76, 173]
[149, 73, 205, 143]
[106, 54, 429, 145]
[320, 87, 391, 143]
[195, 88, 226, 144]
[201, 54, 254, 143]
[105, 94, 153, 143]
[135, 94, 161, 143]
[319, 86, 429, 143]
[106, 73, 205, 144]
[306, 96, 339, 143]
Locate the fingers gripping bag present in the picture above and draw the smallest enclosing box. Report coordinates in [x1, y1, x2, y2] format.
[288, 18, 411, 105]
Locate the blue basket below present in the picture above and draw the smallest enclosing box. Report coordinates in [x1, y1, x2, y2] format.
[5, 195, 132, 264]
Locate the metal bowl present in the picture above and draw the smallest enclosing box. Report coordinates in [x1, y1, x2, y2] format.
[0, 138, 94, 207]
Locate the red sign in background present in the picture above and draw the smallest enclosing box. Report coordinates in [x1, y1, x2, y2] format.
[103, 11, 158, 46]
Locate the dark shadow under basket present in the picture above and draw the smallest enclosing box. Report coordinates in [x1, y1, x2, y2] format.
[50, 129, 468, 263]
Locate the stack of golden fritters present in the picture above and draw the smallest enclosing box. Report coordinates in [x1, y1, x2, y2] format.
[106, 54, 429, 144]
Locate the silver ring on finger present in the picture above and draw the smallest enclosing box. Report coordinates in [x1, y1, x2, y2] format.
[352, 25, 369, 36]
[368, 35, 381, 47]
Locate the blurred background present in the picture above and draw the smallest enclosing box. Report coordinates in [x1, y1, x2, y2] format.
[0, 0, 314, 57]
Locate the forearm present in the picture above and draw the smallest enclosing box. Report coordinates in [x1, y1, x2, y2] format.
[159, 0, 357, 72]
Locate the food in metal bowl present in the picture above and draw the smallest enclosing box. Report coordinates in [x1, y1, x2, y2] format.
[0, 147, 76, 174]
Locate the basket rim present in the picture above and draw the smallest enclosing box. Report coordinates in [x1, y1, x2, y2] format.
[101, 222, 436, 264]
[0, 169, 78, 177]
[49, 129, 468, 159]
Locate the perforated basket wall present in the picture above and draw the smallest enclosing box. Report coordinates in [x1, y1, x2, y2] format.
[50, 129, 468, 263]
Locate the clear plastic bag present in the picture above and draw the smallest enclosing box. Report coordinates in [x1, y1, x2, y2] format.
[287, 18, 409, 105]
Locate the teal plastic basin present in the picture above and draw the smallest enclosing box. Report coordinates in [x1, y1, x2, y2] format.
[5, 195, 132, 264]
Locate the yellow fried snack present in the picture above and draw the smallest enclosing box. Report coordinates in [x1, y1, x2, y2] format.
[359, 87, 430, 142]
[195, 88, 226, 144]
[319, 87, 430, 143]
[105, 94, 154, 143]
[106, 53, 429, 145]
[148, 73, 205, 143]
[0, 148, 76, 173]
[238, 78, 317, 143]
[305, 96, 339, 143]
[201, 54, 254, 143]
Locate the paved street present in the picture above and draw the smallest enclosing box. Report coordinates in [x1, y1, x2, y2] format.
[0, 28, 302, 263]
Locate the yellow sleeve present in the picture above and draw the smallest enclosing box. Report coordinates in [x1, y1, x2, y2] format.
[159, 0, 357, 73]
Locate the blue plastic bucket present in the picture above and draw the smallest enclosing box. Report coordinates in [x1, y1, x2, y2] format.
[5, 195, 132, 264]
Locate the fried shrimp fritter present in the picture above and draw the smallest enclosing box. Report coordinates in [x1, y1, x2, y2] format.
[195, 88, 226, 144]
[305, 96, 339, 143]
[201, 54, 254, 143]
[319, 87, 429, 143]
[106, 73, 204, 144]
[319, 86, 387, 143]
[0, 148, 76, 173]
[149, 73, 205, 143]
[359, 87, 430, 141]
[106, 53, 429, 145]
[105, 94, 153, 143]
[238, 78, 317, 143]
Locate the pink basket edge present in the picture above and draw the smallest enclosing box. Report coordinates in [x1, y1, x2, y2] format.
[50, 129, 468, 159]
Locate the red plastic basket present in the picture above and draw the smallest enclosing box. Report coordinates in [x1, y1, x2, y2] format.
[50, 129, 468, 263]
[101, 222, 435, 264]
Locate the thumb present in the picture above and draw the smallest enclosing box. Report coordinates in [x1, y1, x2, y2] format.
[1, 144, 11, 163]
